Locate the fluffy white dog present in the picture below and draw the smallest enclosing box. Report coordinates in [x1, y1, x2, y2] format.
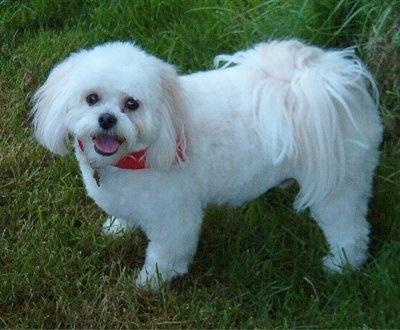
[32, 40, 382, 288]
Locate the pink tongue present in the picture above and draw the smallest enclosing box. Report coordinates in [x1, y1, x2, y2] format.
[93, 135, 120, 155]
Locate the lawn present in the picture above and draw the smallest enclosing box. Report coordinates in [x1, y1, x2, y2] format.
[1, 0, 399, 328]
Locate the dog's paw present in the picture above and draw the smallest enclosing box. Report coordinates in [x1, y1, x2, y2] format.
[323, 255, 347, 274]
[135, 267, 167, 291]
[102, 217, 131, 236]
[322, 252, 363, 274]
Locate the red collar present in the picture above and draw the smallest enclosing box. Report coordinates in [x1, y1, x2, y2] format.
[77, 139, 185, 170]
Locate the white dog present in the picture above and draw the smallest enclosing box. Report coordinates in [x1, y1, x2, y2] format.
[32, 40, 382, 289]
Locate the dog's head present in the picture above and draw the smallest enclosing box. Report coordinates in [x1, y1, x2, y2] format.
[32, 42, 186, 169]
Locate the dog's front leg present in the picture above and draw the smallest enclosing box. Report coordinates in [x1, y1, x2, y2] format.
[102, 216, 135, 235]
[135, 207, 204, 290]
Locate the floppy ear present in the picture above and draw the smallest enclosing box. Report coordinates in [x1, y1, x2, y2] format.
[31, 55, 78, 155]
[146, 63, 188, 170]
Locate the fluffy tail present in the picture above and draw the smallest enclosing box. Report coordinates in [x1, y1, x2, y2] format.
[215, 40, 379, 210]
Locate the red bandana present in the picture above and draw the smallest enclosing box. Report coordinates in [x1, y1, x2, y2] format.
[77, 139, 185, 170]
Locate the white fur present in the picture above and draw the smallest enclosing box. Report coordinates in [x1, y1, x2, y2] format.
[32, 40, 382, 289]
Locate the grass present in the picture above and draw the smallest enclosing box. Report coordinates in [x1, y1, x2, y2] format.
[1, 0, 399, 328]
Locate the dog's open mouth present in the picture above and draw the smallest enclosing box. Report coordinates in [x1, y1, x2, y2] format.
[92, 134, 124, 156]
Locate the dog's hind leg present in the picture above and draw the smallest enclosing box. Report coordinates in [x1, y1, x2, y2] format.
[309, 166, 376, 273]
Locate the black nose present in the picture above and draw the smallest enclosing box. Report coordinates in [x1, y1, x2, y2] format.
[98, 113, 117, 130]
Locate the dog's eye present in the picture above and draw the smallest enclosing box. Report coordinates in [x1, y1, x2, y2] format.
[86, 93, 99, 106]
[125, 98, 140, 111]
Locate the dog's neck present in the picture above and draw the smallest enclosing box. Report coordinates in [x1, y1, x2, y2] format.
[76, 139, 184, 170]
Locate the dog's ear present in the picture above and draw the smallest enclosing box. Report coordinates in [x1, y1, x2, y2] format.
[31, 55, 78, 155]
[146, 63, 187, 170]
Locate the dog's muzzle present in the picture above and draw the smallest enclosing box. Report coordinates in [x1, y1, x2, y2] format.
[92, 113, 122, 156]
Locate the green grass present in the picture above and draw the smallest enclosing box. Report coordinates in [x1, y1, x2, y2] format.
[1, 0, 399, 328]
